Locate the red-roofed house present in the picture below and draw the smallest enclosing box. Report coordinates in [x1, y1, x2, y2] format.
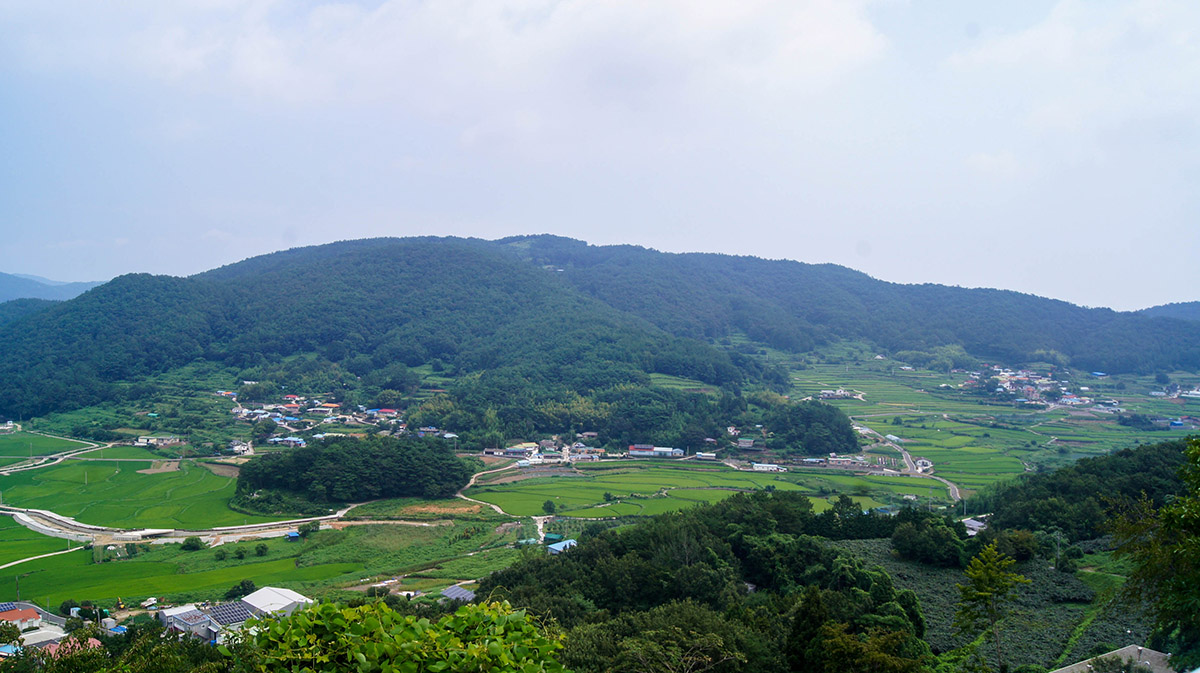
[0, 608, 40, 630]
[283, 394, 300, 400]
[42, 637, 102, 659]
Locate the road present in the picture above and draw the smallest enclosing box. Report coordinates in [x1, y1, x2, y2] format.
[454, 462, 518, 515]
[853, 422, 962, 501]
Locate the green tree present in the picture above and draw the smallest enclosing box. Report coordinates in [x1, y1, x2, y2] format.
[225, 579, 256, 600]
[234, 547, 247, 560]
[228, 600, 568, 672]
[255, 542, 269, 557]
[955, 542, 1030, 673]
[543, 499, 557, 514]
[181, 536, 205, 551]
[297, 521, 320, 538]
[0, 621, 21, 647]
[214, 548, 227, 561]
[1111, 437, 1200, 668]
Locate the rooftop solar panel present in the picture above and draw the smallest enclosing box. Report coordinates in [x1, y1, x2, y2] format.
[207, 603, 254, 625]
[440, 586, 475, 602]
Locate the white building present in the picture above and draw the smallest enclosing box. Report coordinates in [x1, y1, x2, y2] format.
[751, 463, 786, 473]
[241, 587, 312, 618]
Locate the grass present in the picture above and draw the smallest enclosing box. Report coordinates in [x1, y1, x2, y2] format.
[0, 460, 282, 529]
[0, 516, 77, 566]
[0, 548, 359, 608]
[465, 463, 930, 517]
[75, 445, 163, 460]
[0, 518, 525, 609]
[0, 431, 90, 458]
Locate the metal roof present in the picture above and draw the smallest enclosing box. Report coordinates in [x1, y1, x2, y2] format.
[440, 586, 476, 602]
[206, 603, 254, 626]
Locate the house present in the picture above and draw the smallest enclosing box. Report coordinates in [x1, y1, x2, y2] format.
[158, 605, 219, 639]
[543, 533, 564, 543]
[962, 518, 988, 537]
[41, 638, 102, 659]
[628, 445, 684, 459]
[695, 452, 718, 460]
[240, 587, 312, 618]
[267, 437, 306, 447]
[801, 458, 826, 465]
[286, 531, 301, 542]
[579, 431, 599, 439]
[751, 463, 786, 473]
[547, 539, 577, 555]
[1048, 644, 1171, 673]
[0, 608, 41, 630]
[914, 458, 933, 472]
[135, 434, 180, 447]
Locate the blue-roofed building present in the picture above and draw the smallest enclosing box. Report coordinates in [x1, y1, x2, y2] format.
[547, 539, 577, 555]
[286, 532, 301, 542]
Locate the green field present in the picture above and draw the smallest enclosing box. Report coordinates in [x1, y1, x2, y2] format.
[0, 548, 358, 607]
[0, 431, 91, 459]
[0, 517, 523, 609]
[0, 460, 281, 529]
[0, 516, 76, 566]
[75, 445, 163, 460]
[465, 463, 946, 517]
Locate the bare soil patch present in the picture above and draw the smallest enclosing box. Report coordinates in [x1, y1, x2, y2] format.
[201, 462, 241, 478]
[137, 460, 180, 475]
[403, 502, 480, 515]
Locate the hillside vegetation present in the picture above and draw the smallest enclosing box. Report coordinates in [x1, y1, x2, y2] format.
[1, 236, 1197, 424]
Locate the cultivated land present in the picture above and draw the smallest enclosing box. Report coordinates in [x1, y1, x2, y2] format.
[464, 463, 941, 517]
[0, 459, 281, 529]
[0, 516, 75, 567]
[0, 516, 520, 608]
[1, 340, 1195, 616]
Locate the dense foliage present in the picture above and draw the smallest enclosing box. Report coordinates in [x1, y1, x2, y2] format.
[236, 436, 472, 504]
[231, 600, 568, 672]
[505, 235, 1200, 373]
[1111, 437, 1200, 669]
[481, 491, 928, 672]
[1, 236, 1197, 421]
[970, 439, 1188, 542]
[0, 298, 57, 327]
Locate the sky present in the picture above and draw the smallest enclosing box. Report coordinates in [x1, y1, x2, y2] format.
[1, 1, 1197, 311]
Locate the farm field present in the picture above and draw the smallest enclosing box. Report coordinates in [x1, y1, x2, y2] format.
[0, 431, 91, 458]
[75, 445, 163, 460]
[0, 460, 282, 529]
[0, 519, 522, 609]
[465, 463, 948, 517]
[783, 354, 1199, 495]
[0, 548, 359, 608]
[0, 516, 76, 566]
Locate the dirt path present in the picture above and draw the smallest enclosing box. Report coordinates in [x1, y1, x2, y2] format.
[455, 463, 518, 515]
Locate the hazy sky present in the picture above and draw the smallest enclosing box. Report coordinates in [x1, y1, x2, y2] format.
[1, 1, 1197, 311]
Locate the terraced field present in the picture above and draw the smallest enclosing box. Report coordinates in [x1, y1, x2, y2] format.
[465, 463, 940, 517]
[0, 460, 282, 529]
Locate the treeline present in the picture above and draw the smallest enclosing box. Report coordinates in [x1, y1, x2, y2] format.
[481, 491, 930, 672]
[970, 438, 1189, 542]
[0, 239, 772, 420]
[504, 235, 1200, 373]
[235, 436, 472, 505]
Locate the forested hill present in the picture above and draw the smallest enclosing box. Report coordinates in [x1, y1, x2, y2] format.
[0, 298, 58, 327]
[0, 272, 103, 302]
[0, 235, 1195, 418]
[1139, 301, 1200, 322]
[0, 239, 753, 418]
[498, 235, 1200, 373]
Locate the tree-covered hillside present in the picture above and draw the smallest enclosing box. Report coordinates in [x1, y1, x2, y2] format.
[0, 298, 57, 327]
[501, 235, 1200, 373]
[1139, 301, 1200, 322]
[0, 235, 1195, 421]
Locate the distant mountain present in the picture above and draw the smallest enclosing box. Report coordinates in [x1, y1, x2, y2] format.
[0, 235, 1197, 420]
[1139, 301, 1200, 322]
[0, 272, 104, 302]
